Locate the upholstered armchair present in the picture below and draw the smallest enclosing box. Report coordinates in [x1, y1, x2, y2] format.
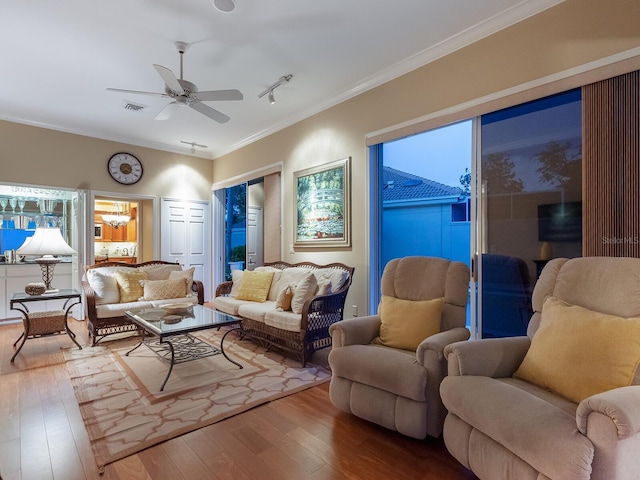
[328, 256, 470, 439]
[441, 257, 640, 480]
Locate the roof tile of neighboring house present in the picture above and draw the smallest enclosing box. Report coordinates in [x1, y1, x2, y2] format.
[382, 166, 462, 202]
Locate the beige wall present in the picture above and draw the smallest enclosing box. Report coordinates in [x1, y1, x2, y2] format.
[0, 120, 213, 202]
[211, 0, 640, 316]
[1, 0, 639, 316]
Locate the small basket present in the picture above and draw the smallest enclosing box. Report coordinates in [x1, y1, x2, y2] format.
[25, 283, 47, 296]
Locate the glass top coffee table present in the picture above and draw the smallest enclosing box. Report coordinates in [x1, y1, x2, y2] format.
[125, 303, 242, 391]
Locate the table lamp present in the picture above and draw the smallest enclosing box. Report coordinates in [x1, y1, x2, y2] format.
[17, 227, 76, 293]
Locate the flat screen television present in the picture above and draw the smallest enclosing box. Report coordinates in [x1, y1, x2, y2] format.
[538, 201, 582, 242]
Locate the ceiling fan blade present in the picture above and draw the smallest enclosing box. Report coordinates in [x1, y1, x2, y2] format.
[106, 87, 168, 98]
[155, 102, 179, 120]
[190, 101, 230, 124]
[153, 64, 185, 95]
[195, 89, 244, 102]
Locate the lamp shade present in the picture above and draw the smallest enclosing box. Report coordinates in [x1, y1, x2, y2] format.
[16, 227, 76, 256]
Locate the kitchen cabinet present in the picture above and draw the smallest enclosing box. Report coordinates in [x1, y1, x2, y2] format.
[108, 257, 137, 264]
[95, 207, 137, 242]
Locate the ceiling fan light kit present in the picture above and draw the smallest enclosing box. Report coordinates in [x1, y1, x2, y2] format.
[258, 74, 293, 105]
[107, 41, 243, 124]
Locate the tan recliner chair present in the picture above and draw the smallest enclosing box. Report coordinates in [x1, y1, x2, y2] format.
[328, 256, 470, 439]
[441, 257, 640, 480]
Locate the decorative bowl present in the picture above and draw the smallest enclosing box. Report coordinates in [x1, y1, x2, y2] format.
[163, 315, 183, 325]
[161, 302, 193, 314]
[25, 283, 47, 296]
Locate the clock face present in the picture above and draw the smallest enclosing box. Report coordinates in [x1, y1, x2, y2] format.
[108, 153, 143, 185]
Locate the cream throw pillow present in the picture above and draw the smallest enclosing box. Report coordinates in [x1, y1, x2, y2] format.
[276, 283, 296, 311]
[137, 263, 182, 280]
[169, 267, 195, 295]
[229, 269, 244, 297]
[291, 272, 318, 314]
[514, 296, 640, 403]
[141, 278, 189, 300]
[375, 296, 444, 351]
[236, 270, 275, 303]
[114, 270, 148, 303]
[86, 269, 121, 305]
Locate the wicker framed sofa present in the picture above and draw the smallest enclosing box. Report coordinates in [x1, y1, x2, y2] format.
[213, 261, 354, 366]
[82, 260, 204, 345]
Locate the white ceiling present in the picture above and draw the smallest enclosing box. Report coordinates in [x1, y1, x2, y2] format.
[2, 0, 561, 159]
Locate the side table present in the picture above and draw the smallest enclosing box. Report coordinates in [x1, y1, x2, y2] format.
[10, 288, 83, 362]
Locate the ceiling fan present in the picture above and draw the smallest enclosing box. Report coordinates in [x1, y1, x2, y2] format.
[107, 41, 243, 123]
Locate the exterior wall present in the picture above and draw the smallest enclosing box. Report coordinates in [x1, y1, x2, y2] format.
[382, 201, 470, 269]
[211, 0, 640, 316]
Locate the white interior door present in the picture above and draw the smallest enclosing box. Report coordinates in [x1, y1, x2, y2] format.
[246, 206, 263, 270]
[161, 199, 211, 301]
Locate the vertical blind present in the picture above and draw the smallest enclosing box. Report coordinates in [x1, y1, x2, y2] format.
[583, 70, 640, 257]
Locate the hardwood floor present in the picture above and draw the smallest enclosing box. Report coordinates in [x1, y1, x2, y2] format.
[0, 320, 478, 480]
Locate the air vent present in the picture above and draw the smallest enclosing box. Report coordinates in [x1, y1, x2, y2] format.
[122, 101, 147, 112]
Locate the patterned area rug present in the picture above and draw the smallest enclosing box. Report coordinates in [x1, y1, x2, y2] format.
[64, 327, 331, 471]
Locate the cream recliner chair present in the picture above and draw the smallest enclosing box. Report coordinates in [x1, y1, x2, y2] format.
[328, 256, 470, 439]
[441, 257, 640, 480]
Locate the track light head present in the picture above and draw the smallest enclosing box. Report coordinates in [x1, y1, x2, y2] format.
[258, 73, 293, 103]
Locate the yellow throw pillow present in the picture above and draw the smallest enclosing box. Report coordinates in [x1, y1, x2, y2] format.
[114, 270, 148, 303]
[514, 296, 640, 403]
[141, 278, 189, 300]
[375, 296, 444, 351]
[276, 283, 296, 311]
[236, 270, 275, 303]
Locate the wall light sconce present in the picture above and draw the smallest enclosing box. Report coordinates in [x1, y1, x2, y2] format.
[258, 74, 293, 105]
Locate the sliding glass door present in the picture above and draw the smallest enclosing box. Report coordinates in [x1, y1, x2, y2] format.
[477, 89, 582, 337]
[371, 89, 582, 338]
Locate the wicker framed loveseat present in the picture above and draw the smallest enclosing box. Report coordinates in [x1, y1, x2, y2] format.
[82, 260, 204, 345]
[213, 261, 354, 366]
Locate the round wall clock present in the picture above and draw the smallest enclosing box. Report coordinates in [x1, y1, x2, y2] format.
[107, 152, 143, 185]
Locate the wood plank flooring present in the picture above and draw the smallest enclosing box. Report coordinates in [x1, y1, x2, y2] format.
[0, 319, 478, 480]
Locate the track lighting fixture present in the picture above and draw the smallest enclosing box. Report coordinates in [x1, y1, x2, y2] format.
[258, 74, 293, 105]
[180, 140, 208, 154]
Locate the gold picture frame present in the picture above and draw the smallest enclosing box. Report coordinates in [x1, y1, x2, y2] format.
[294, 157, 351, 248]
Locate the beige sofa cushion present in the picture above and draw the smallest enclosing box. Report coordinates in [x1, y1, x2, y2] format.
[137, 263, 182, 280]
[141, 278, 189, 301]
[168, 267, 195, 295]
[291, 272, 318, 314]
[229, 269, 244, 297]
[265, 310, 303, 332]
[87, 268, 124, 305]
[276, 283, 295, 311]
[254, 266, 283, 301]
[514, 296, 640, 403]
[114, 270, 148, 303]
[213, 295, 246, 316]
[314, 268, 347, 292]
[237, 301, 276, 322]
